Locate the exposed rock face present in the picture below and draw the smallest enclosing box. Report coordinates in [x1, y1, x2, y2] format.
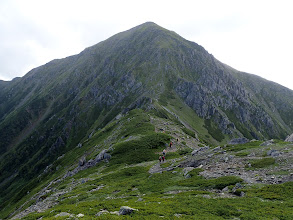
[95, 149, 112, 162]
[285, 133, 293, 142]
[229, 138, 249, 145]
[64, 149, 112, 178]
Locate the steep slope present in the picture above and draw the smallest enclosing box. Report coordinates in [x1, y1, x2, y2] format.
[1, 22, 293, 216]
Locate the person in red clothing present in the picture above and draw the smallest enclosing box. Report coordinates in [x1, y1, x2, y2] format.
[169, 142, 173, 148]
[159, 156, 162, 162]
[162, 156, 165, 162]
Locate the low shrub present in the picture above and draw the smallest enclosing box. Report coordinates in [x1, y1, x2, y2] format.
[250, 158, 275, 168]
[251, 181, 293, 200]
[178, 174, 243, 190]
[235, 152, 249, 157]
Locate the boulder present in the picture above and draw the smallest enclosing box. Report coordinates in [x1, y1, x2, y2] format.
[285, 133, 293, 142]
[96, 210, 109, 216]
[119, 206, 138, 215]
[79, 157, 86, 166]
[267, 149, 280, 157]
[103, 153, 112, 160]
[95, 149, 108, 162]
[228, 138, 249, 145]
[183, 167, 194, 176]
[260, 140, 274, 146]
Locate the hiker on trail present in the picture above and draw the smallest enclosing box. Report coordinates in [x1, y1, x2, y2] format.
[163, 149, 166, 156]
[169, 142, 173, 148]
[162, 156, 165, 162]
[159, 156, 162, 162]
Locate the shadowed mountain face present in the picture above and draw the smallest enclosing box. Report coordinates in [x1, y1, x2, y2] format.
[0, 22, 293, 212]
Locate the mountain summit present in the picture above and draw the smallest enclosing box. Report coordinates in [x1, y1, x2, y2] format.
[1, 23, 293, 218]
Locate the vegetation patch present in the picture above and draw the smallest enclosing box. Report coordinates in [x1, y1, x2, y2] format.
[225, 141, 262, 152]
[204, 119, 224, 142]
[235, 152, 249, 157]
[178, 173, 243, 190]
[250, 158, 275, 168]
[182, 127, 195, 138]
[250, 182, 293, 200]
[111, 133, 170, 165]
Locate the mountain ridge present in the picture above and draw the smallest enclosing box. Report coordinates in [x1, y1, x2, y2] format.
[1, 22, 293, 218]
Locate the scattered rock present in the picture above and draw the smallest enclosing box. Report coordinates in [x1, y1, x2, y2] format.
[260, 140, 274, 146]
[183, 167, 194, 176]
[191, 146, 209, 156]
[267, 149, 280, 157]
[119, 206, 138, 215]
[88, 131, 94, 138]
[229, 138, 249, 145]
[115, 114, 122, 120]
[96, 210, 109, 216]
[103, 153, 112, 160]
[77, 213, 84, 217]
[232, 183, 243, 192]
[55, 212, 74, 218]
[222, 186, 229, 192]
[213, 146, 222, 152]
[111, 211, 120, 215]
[95, 149, 111, 162]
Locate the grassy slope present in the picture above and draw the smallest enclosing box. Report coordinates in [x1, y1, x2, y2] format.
[3, 108, 293, 220]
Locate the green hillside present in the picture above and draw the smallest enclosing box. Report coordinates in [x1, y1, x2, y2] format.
[2, 108, 292, 219]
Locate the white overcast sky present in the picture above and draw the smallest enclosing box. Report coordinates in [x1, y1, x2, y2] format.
[0, 0, 292, 90]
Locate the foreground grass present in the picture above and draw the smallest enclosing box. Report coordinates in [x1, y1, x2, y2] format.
[22, 163, 293, 219]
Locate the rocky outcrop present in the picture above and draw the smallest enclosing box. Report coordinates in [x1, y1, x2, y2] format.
[229, 138, 249, 145]
[260, 140, 274, 146]
[285, 133, 293, 142]
[64, 148, 112, 178]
